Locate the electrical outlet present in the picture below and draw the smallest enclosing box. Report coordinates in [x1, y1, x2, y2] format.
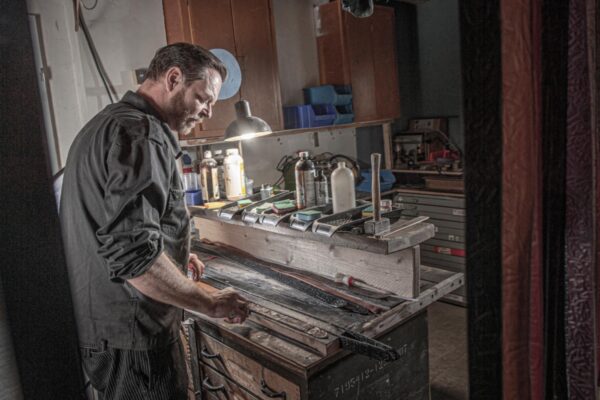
[134, 68, 147, 85]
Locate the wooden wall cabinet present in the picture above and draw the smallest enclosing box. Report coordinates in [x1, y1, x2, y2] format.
[163, 0, 283, 140]
[316, 2, 401, 122]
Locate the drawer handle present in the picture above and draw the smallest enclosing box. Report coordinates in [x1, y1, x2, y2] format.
[201, 346, 221, 360]
[261, 379, 286, 399]
[202, 377, 225, 393]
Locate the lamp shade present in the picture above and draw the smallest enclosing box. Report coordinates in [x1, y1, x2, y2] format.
[224, 100, 272, 141]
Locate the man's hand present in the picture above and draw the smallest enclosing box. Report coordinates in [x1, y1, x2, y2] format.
[208, 287, 249, 324]
[187, 253, 205, 281]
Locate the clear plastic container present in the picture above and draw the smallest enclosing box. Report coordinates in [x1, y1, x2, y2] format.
[224, 148, 246, 200]
[331, 161, 356, 213]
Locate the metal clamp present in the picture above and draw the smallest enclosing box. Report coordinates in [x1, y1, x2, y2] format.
[260, 380, 287, 399]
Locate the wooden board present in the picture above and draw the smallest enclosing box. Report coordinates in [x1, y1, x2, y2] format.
[196, 217, 417, 297]
[190, 209, 435, 255]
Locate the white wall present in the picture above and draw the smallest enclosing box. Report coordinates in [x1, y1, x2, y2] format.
[26, 0, 167, 168]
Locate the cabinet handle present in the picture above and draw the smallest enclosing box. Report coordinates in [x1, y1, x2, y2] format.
[202, 377, 226, 393]
[260, 379, 287, 399]
[201, 346, 221, 360]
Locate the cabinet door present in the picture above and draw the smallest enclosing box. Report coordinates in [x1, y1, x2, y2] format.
[343, 11, 377, 121]
[188, 0, 239, 138]
[231, 0, 282, 133]
[315, 2, 350, 85]
[370, 6, 401, 120]
[162, 0, 282, 140]
[316, 2, 401, 122]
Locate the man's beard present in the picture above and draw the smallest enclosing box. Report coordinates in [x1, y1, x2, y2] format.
[167, 90, 200, 135]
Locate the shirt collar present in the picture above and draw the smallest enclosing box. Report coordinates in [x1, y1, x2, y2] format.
[120, 91, 183, 159]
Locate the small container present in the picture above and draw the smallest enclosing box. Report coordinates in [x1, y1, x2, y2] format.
[294, 151, 316, 209]
[213, 149, 226, 198]
[260, 184, 273, 200]
[246, 177, 254, 195]
[331, 161, 356, 213]
[224, 148, 246, 200]
[200, 150, 220, 202]
[314, 168, 329, 205]
[183, 172, 203, 206]
[380, 199, 393, 213]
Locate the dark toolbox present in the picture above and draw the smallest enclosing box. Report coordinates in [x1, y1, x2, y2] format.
[393, 190, 466, 304]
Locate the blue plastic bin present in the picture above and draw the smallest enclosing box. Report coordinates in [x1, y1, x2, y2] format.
[355, 169, 396, 192]
[303, 85, 353, 106]
[283, 104, 336, 129]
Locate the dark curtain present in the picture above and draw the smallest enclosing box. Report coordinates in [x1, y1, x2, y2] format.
[500, 0, 598, 398]
[464, 0, 598, 398]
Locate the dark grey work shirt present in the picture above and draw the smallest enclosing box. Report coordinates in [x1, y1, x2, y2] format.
[60, 91, 190, 350]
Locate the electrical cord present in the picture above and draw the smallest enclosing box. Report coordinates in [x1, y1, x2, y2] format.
[78, 7, 116, 103]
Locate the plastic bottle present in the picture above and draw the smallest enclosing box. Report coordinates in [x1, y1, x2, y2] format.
[183, 171, 203, 206]
[213, 149, 226, 198]
[331, 161, 356, 213]
[314, 166, 329, 206]
[224, 148, 246, 200]
[294, 151, 316, 209]
[200, 150, 220, 202]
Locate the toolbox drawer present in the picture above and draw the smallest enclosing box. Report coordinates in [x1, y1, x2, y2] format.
[200, 363, 261, 400]
[394, 193, 465, 208]
[198, 332, 301, 400]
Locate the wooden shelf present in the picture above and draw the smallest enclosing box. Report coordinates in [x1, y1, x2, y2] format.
[180, 119, 394, 147]
[391, 169, 463, 177]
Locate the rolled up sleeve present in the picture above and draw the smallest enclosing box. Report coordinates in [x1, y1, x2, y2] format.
[96, 125, 171, 282]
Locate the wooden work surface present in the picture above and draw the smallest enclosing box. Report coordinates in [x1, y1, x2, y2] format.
[185, 245, 464, 378]
[189, 206, 435, 255]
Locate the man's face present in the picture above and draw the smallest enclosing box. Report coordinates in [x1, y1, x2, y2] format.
[166, 68, 222, 136]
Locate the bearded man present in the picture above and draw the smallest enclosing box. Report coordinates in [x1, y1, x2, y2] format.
[60, 43, 248, 400]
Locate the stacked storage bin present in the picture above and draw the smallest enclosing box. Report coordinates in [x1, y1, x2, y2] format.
[303, 85, 354, 125]
[282, 85, 354, 129]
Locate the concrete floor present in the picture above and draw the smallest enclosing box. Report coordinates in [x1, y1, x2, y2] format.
[428, 302, 469, 400]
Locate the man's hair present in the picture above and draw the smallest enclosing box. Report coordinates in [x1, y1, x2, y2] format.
[145, 43, 227, 84]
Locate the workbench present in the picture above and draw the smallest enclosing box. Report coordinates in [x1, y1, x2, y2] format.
[185, 206, 464, 400]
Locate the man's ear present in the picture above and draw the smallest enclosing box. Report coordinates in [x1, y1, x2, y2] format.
[164, 67, 183, 92]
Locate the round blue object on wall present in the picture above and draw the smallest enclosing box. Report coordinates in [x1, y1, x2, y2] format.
[210, 48, 242, 100]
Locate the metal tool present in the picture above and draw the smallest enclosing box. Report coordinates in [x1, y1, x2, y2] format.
[241, 191, 293, 224]
[311, 204, 370, 237]
[289, 204, 332, 231]
[218, 193, 263, 220]
[381, 215, 430, 238]
[364, 153, 390, 236]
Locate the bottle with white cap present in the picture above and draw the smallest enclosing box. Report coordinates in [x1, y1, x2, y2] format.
[200, 150, 220, 202]
[224, 148, 246, 200]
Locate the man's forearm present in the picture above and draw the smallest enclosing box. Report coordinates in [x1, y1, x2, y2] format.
[127, 253, 214, 315]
